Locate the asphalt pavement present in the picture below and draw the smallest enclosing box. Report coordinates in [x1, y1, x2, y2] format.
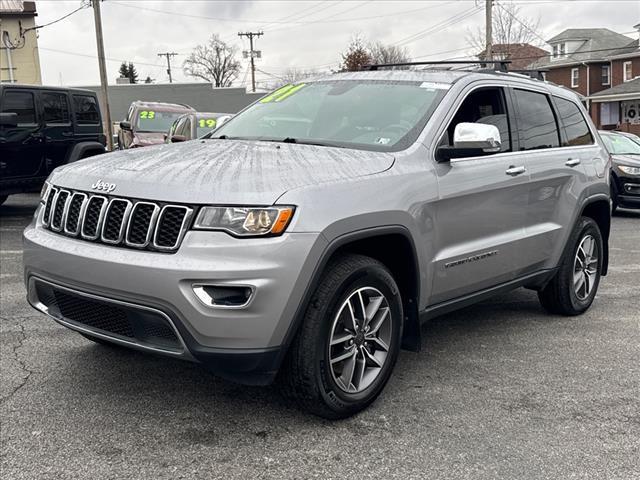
[1, 194, 638, 480]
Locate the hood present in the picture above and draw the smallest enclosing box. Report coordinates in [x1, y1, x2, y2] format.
[132, 131, 166, 147]
[611, 153, 640, 167]
[51, 140, 395, 204]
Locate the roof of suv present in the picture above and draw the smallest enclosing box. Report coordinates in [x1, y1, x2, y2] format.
[307, 69, 580, 101]
[0, 83, 97, 95]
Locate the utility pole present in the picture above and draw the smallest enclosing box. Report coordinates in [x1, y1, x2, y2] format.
[485, 0, 493, 61]
[157, 52, 178, 83]
[92, 0, 113, 151]
[238, 31, 263, 92]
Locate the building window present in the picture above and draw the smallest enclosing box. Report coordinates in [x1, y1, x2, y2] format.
[623, 61, 633, 82]
[602, 65, 610, 85]
[552, 43, 567, 59]
[571, 68, 579, 88]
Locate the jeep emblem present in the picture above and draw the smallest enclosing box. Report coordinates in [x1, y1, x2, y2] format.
[91, 180, 116, 193]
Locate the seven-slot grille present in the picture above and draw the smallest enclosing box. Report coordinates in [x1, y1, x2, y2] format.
[42, 186, 193, 252]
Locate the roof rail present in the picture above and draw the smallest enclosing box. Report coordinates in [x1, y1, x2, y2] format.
[508, 69, 549, 81]
[362, 60, 511, 72]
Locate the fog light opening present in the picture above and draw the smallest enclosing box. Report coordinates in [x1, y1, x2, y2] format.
[193, 284, 254, 308]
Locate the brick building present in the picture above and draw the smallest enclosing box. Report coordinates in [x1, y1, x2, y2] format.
[529, 26, 640, 134]
[477, 43, 548, 70]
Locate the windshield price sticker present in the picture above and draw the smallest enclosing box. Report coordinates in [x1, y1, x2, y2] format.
[419, 82, 451, 90]
[199, 118, 217, 129]
[260, 83, 307, 104]
[139, 110, 156, 119]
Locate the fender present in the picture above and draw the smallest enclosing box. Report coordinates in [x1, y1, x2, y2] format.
[273, 225, 423, 376]
[66, 142, 106, 164]
[579, 193, 611, 276]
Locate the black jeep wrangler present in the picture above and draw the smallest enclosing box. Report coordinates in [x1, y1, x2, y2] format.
[0, 85, 107, 205]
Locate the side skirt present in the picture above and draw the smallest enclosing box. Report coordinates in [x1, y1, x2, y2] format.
[419, 269, 557, 323]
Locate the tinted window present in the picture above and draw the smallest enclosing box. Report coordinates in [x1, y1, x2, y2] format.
[554, 97, 593, 146]
[42, 92, 70, 124]
[73, 95, 100, 124]
[514, 89, 560, 150]
[136, 109, 186, 133]
[445, 87, 511, 152]
[1, 91, 36, 124]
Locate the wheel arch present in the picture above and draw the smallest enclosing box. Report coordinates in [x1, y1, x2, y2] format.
[580, 195, 611, 275]
[280, 225, 422, 370]
[66, 142, 106, 163]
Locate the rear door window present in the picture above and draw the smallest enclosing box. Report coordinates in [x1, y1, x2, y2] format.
[513, 89, 560, 150]
[42, 92, 70, 124]
[73, 95, 100, 124]
[554, 96, 594, 146]
[1, 91, 37, 124]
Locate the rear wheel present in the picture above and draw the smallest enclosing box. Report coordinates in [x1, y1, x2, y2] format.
[280, 254, 403, 419]
[538, 217, 603, 315]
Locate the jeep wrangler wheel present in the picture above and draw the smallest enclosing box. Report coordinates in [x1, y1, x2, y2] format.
[538, 217, 603, 316]
[281, 254, 403, 419]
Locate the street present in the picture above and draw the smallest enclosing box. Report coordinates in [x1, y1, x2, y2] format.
[1, 194, 639, 480]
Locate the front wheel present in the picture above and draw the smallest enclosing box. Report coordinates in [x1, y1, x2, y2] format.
[538, 217, 603, 315]
[280, 254, 403, 419]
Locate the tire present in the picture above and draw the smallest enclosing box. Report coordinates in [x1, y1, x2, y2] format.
[280, 254, 403, 419]
[0, 195, 7, 206]
[538, 217, 603, 316]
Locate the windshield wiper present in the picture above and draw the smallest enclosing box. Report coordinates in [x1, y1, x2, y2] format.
[262, 137, 344, 148]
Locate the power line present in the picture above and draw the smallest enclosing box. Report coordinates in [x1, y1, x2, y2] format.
[392, 6, 481, 47]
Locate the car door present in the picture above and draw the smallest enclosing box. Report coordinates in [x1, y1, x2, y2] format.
[41, 90, 74, 173]
[511, 89, 594, 274]
[0, 89, 44, 180]
[429, 84, 530, 304]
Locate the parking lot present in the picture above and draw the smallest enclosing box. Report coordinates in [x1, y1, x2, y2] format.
[1, 193, 638, 479]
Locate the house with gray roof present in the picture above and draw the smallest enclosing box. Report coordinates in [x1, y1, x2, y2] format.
[529, 25, 640, 134]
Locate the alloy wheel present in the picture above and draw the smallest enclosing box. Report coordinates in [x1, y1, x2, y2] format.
[328, 287, 392, 393]
[573, 234, 599, 301]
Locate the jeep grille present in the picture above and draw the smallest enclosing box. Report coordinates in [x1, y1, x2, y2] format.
[42, 186, 193, 253]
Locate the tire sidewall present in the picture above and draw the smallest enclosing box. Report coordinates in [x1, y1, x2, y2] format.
[314, 264, 403, 414]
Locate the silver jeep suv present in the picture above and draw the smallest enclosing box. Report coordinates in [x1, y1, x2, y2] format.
[24, 67, 611, 418]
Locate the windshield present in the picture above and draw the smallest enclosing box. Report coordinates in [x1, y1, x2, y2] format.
[211, 80, 447, 151]
[601, 133, 640, 155]
[135, 109, 187, 133]
[196, 116, 220, 138]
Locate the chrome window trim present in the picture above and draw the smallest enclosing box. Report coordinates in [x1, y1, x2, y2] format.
[101, 198, 133, 245]
[81, 195, 108, 240]
[152, 205, 193, 252]
[125, 202, 160, 248]
[63, 192, 88, 236]
[27, 276, 189, 357]
[42, 186, 58, 227]
[50, 189, 71, 232]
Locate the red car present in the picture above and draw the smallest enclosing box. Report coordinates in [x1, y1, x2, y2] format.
[118, 100, 194, 149]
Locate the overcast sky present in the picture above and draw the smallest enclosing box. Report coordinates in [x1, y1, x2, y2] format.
[34, 0, 639, 89]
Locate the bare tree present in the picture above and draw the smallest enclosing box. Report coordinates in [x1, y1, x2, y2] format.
[367, 41, 410, 65]
[183, 34, 241, 87]
[467, 2, 542, 58]
[340, 35, 372, 72]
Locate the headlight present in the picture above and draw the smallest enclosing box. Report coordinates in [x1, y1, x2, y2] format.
[617, 165, 640, 175]
[40, 182, 51, 204]
[193, 206, 295, 237]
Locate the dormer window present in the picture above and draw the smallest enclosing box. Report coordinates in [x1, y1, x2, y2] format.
[552, 43, 567, 59]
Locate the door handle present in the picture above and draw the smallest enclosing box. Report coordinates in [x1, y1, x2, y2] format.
[565, 158, 581, 167]
[505, 165, 526, 176]
[61, 132, 74, 137]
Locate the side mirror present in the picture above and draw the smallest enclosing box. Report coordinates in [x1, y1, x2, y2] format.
[119, 121, 132, 131]
[171, 134, 187, 143]
[436, 122, 502, 162]
[0, 112, 18, 128]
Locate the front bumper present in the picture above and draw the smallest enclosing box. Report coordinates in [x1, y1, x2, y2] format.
[24, 220, 326, 384]
[612, 173, 640, 209]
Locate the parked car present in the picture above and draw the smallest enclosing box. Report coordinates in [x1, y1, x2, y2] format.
[166, 112, 233, 143]
[613, 130, 640, 146]
[0, 85, 106, 206]
[24, 67, 611, 419]
[599, 130, 640, 211]
[117, 100, 194, 149]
